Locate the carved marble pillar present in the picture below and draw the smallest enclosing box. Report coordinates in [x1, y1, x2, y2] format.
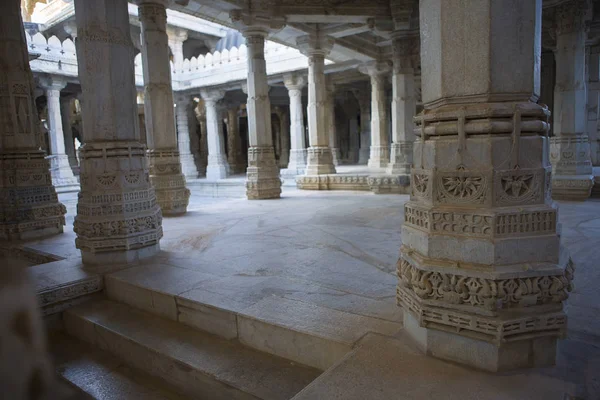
[388, 33, 417, 176]
[200, 89, 229, 180]
[549, 0, 594, 200]
[39, 76, 78, 186]
[174, 94, 199, 179]
[138, 0, 190, 215]
[360, 61, 391, 169]
[273, 106, 289, 168]
[282, 74, 307, 176]
[60, 96, 79, 173]
[0, 0, 66, 240]
[325, 79, 340, 166]
[399, 0, 573, 372]
[226, 106, 244, 174]
[353, 89, 371, 165]
[231, 11, 282, 199]
[73, 0, 163, 264]
[297, 32, 336, 175]
[167, 27, 187, 74]
[194, 100, 208, 175]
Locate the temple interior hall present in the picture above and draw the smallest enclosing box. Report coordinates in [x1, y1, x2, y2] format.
[1, 0, 600, 399]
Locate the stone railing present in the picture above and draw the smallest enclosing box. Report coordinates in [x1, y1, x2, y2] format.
[26, 32, 79, 78]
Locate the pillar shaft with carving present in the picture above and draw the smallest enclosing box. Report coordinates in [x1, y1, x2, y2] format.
[138, 0, 190, 215]
[326, 79, 340, 166]
[388, 33, 417, 176]
[201, 90, 229, 180]
[399, 0, 572, 372]
[0, 0, 66, 240]
[277, 109, 290, 168]
[231, 11, 282, 199]
[282, 74, 307, 176]
[549, 0, 594, 200]
[226, 106, 244, 174]
[175, 95, 200, 179]
[73, 0, 163, 264]
[298, 33, 336, 175]
[39, 76, 78, 186]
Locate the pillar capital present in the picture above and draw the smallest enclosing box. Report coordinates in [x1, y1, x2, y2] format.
[390, 31, 419, 72]
[229, 10, 285, 37]
[554, 0, 592, 35]
[296, 33, 334, 58]
[38, 75, 67, 92]
[137, 0, 168, 29]
[283, 73, 306, 91]
[166, 26, 188, 42]
[200, 89, 226, 104]
[174, 92, 192, 106]
[358, 60, 392, 78]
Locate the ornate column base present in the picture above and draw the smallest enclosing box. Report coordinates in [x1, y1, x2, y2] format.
[179, 153, 199, 179]
[0, 150, 66, 240]
[358, 147, 370, 165]
[281, 149, 307, 177]
[74, 142, 163, 265]
[331, 148, 341, 166]
[367, 145, 390, 169]
[246, 146, 281, 200]
[48, 154, 78, 186]
[550, 135, 593, 200]
[387, 142, 413, 175]
[148, 150, 190, 216]
[206, 154, 230, 180]
[305, 146, 336, 175]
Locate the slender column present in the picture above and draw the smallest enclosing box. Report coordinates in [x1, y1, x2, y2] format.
[74, 0, 163, 264]
[353, 89, 371, 165]
[297, 33, 336, 175]
[194, 101, 208, 175]
[282, 74, 307, 176]
[326, 78, 340, 166]
[549, 0, 594, 200]
[231, 11, 283, 199]
[279, 109, 290, 168]
[360, 61, 391, 169]
[226, 106, 243, 174]
[200, 89, 230, 180]
[175, 94, 199, 179]
[0, 0, 66, 240]
[60, 97, 78, 173]
[399, 0, 573, 372]
[341, 94, 360, 164]
[167, 27, 188, 74]
[39, 77, 78, 186]
[138, 0, 190, 215]
[388, 33, 417, 176]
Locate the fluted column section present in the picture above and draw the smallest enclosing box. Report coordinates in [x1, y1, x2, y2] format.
[360, 61, 391, 169]
[74, 0, 163, 264]
[138, 0, 190, 215]
[231, 11, 282, 199]
[39, 77, 78, 186]
[282, 74, 307, 176]
[388, 33, 417, 176]
[0, 0, 66, 240]
[549, 0, 594, 200]
[175, 94, 199, 179]
[200, 90, 230, 180]
[297, 33, 336, 175]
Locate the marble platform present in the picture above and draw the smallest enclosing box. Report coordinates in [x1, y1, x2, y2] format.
[14, 188, 600, 399]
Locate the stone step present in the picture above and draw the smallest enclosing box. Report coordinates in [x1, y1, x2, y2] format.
[63, 299, 320, 400]
[50, 332, 185, 400]
[104, 265, 402, 370]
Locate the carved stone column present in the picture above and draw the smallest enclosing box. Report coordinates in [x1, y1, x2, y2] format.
[297, 32, 336, 175]
[174, 94, 199, 179]
[138, 0, 190, 215]
[73, 0, 163, 264]
[226, 106, 244, 174]
[60, 96, 78, 173]
[231, 10, 282, 199]
[549, 0, 594, 200]
[194, 100, 208, 176]
[388, 32, 417, 176]
[399, 0, 573, 371]
[360, 61, 391, 169]
[353, 88, 371, 165]
[166, 27, 187, 74]
[200, 89, 230, 180]
[342, 96, 360, 164]
[275, 107, 290, 168]
[325, 78, 340, 166]
[38, 76, 78, 186]
[282, 74, 307, 176]
[0, 0, 66, 240]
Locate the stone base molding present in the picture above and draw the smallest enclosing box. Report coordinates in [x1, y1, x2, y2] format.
[550, 135, 593, 200]
[47, 154, 79, 186]
[281, 148, 307, 177]
[305, 146, 336, 175]
[387, 141, 412, 175]
[147, 149, 190, 215]
[367, 145, 390, 169]
[179, 153, 199, 179]
[74, 142, 163, 265]
[296, 173, 410, 194]
[206, 153, 230, 180]
[246, 146, 281, 199]
[0, 150, 67, 240]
